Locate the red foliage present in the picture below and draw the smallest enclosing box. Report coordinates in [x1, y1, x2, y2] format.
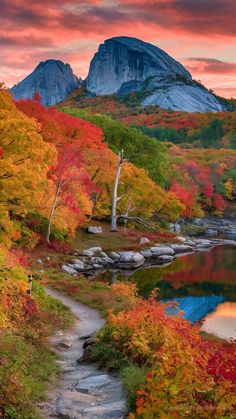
[8, 248, 29, 267]
[47, 240, 73, 254]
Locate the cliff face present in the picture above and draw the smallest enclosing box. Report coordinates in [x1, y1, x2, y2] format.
[11, 60, 81, 107]
[87, 36, 192, 96]
[87, 37, 226, 112]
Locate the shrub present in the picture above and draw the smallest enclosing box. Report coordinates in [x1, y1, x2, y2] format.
[95, 288, 236, 418]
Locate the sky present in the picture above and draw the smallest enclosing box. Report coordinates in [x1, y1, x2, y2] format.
[0, 0, 236, 98]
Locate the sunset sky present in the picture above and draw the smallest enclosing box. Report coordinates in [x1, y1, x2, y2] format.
[1, 0, 236, 98]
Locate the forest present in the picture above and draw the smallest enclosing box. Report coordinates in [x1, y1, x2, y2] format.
[0, 84, 236, 417]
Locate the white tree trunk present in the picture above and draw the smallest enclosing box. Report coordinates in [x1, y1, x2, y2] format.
[111, 150, 123, 231]
[46, 184, 61, 243]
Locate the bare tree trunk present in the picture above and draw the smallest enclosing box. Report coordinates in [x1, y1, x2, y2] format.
[111, 150, 124, 231]
[124, 199, 133, 230]
[46, 184, 60, 243]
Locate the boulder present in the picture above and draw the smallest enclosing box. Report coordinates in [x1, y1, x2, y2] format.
[71, 259, 84, 271]
[82, 249, 94, 257]
[225, 229, 236, 237]
[100, 256, 115, 266]
[170, 244, 193, 253]
[116, 252, 145, 269]
[61, 264, 77, 275]
[140, 249, 153, 259]
[150, 246, 174, 256]
[87, 226, 102, 234]
[194, 239, 213, 247]
[156, 255, 174, 263]
[139, 237, 150, 245]
[176, 236, 187, 243]
[109, 251, 120, 260]
[205, 228, 218, 236]
[87, 246, 102, 255]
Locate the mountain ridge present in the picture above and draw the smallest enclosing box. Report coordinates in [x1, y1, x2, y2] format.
[11, 37, 230, 112]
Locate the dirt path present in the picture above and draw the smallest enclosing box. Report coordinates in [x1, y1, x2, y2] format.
[39, 287, 127, 418]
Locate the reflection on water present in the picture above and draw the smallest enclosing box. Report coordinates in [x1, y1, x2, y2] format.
[96, 246, 236, 339]
[166, 295, 225, 323]
[201, 302, 236, 340]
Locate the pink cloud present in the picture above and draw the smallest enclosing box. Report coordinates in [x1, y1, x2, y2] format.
[0, 0, 235, 98]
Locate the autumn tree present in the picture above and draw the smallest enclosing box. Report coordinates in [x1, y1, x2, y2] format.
[0, 85, 54, 247]
[45, 144, 94, 242]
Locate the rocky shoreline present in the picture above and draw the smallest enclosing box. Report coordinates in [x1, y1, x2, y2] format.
[62, 236, 236, 277]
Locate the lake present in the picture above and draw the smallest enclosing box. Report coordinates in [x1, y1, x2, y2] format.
[97, 245, 236, 340]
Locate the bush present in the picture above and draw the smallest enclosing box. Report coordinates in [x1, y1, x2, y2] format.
[95, 288, 236, 418]
[121, 364, 147, 411]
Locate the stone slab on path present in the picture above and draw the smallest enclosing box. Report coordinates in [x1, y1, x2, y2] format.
[39, 288, 127, 419]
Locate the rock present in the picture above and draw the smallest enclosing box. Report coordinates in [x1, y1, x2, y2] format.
[89, 257, 104, 268]
[176, 236, 187, 243]
[82, 337, 96, 348]
[195, 245, 211, 252]
[56, 391, 97, 417]
[139, 237, 150, 245]
[225, 229, 236, 237]
[116, 251, 145, 269]
[222, 239, 236, 246]
[170, 244, 193, 253]
[87, 36, 191, 96]
[11, 59, 81, 107]
[75, 373, 112, 394]
[82, 345, 93, 361]
[141, 82, 225, 112]
[109, 251, 120, 260]
[100, 256, 115, 266]
[71, 259, 84, 271]
[150, 246, 174, 256]
[84, 400, 127, 417]
[140, 249, 153, 259]
[192, 218, 204, 226]
[186, 239, 197, 246]
[57, 339, 73, 349]
[87, 226, 103, 234]
[87, 246, 102, 255]
[79, 334, 93, 340]
[205, 228, 218, 236]
[87, 36, 226, 113]
[194, 239, 213, 247]
[100, 251, 108, 258]
[61, 265, 78, 275]
[82, 250, 94, 257]
[156, 255, 174, 263]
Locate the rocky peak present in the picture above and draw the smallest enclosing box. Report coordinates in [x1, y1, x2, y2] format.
[87, 36, 192, 96]
[86, 36, 226, 113]
[11, 59, 81, 107]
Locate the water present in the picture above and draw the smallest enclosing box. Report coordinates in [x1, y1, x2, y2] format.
[96, 245, 236, 339]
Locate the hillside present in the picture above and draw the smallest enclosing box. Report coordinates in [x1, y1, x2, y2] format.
[63, 87, 236, 148]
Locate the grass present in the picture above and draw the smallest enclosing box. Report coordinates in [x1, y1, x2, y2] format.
[121, 364, 147, 411]
[0, 282, 74, 418]
[36, 269, 133, 316]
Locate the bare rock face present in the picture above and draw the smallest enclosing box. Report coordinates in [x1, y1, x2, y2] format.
[11, 59, 81, 107]
[87, 36, 191, 96]
[87, 36, 226, 113]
